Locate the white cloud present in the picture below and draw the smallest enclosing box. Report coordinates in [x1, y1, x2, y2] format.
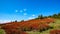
[15, 9, 27, 13]
[28, 17, 32, 19]
[28, 14, 36, 20]
[20, 10, 23, 12]
[15, 10, 18, 12]
[28, 17, 35, 19]
[24, 13, 27, 16]
[0, 20, 11, 24]
[32, 14, 35, 17]
[23, 9, 27, 11]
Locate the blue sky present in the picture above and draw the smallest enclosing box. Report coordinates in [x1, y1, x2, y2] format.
[0, 0, 60, 23]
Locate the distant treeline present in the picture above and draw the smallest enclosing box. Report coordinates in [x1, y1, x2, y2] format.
[8, 13, 60, 22]
[36, 13, 60, 19]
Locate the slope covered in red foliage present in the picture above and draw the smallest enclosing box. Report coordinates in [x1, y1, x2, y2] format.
[1, 18, 55, 34]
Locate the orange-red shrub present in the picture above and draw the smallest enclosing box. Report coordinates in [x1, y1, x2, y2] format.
[1, 18, 55, 34]
[50, 30, 60, 34]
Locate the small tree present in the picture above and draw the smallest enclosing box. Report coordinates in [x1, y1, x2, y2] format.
[38, 15, 44, 19]
[21, 20, 24, 22]
[52, 14, 57, 18]
[58, 13, 60, 16]
[15, 20, 17, 22]
[48, 15, 52, 18]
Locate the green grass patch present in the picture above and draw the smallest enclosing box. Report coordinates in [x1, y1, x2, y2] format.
[0, 29, 6, 34]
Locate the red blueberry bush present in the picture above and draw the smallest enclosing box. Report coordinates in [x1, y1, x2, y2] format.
[1, 18, 55, 34]
[50, 30, 60, 34]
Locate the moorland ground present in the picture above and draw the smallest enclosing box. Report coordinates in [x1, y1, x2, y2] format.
[0, 19, 60, 34]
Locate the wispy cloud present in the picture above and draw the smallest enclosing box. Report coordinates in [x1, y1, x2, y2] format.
[20, 10, 23, 12]
[0, 20, 11, 24]
[24, 13, 27, 16]
[28, 17, 35, 19]
[32, 14, 35, 17]
[23, 9, 27, 11]
[28, 14, 36, 20]
[15, 10, 18, 12]
[15, 9, 27, 13]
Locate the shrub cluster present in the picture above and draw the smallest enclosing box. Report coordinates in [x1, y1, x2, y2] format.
[1, 18, 55, 34]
